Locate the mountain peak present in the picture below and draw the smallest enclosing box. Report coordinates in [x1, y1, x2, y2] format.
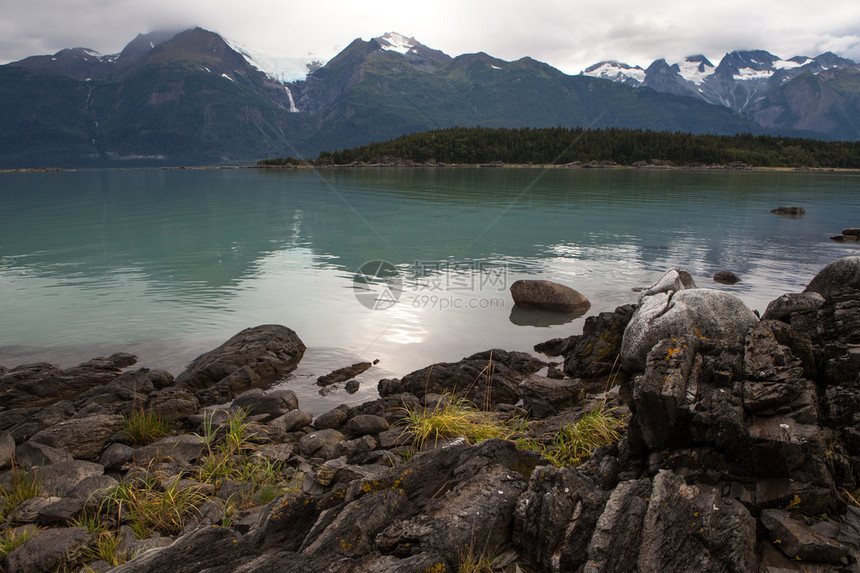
[374, 32, 419, 55]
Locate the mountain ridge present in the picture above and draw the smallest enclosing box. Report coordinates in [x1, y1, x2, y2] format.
[1, 28, 856, 168]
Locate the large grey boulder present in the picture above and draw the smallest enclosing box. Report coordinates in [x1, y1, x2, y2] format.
[510, 280, 590, 312]
[804, 256, 860, 299]
[175, 325, 306, 406]
[621, 289, 759, 372]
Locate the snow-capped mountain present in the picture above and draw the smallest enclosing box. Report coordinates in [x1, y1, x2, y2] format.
[583, 50, 858, 112]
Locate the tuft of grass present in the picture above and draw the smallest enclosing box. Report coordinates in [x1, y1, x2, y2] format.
[458, 544, 498, 573]
[524, 406, 626, 468]
[0, 466, 40, 520]
[0, 527, 37, 559]
[82, 529, 128, 567]
[400, 395, 527, 450]
[107, 472, 207, 539]
[195, 408, 278, 488]
[121, 407, 173, 445]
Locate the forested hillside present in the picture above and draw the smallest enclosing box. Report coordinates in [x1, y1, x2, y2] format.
[259, 127, 860, 168]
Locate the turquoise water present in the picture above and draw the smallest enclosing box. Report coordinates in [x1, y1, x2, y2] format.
[0, 167, 857, 412]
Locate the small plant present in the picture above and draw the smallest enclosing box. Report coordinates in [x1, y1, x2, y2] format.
[0, 466, 40, 520]
[0, 527, 37, 559]
[121, 406, 173, 445]
[400, 395, 526, 450]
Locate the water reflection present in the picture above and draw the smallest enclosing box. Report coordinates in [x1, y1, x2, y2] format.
[508, 305, 586, 327]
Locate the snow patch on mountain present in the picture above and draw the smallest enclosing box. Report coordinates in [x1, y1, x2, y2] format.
[375, 32, 418, 54]
[773, 58, 812, 69]
[675, 58, 715, 85]
[582, 61, 645, 84]
[733, 67, 774, 80]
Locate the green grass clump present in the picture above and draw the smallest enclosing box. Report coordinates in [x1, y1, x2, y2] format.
[401, 395, 527, 450]
[121, 407, 173, 445]
[107, 473, 208, 539]
[0, 527, 37, 559]
[528, 406, 626, 468]
[82, 529, 128, 567]
[0, 467, 40, 520]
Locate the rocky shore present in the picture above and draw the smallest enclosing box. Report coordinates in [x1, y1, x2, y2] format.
[0, 256, 858, 572]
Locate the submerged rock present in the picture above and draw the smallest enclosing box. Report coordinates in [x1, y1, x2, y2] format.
[770, 206, 805, 216]
[317, 362, 372, 387]
[712, 270, 740, 285]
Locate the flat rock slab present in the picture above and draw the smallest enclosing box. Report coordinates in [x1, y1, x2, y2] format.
[761, 509, 848, 562]
[33, 460, 104, 497]
[521, 375, 583, 418]
[30, 414, 122, 460]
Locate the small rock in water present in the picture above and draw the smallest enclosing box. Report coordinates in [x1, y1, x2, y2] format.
[713, 270, 740, 285]
[830, 234, 859, 242]
[318, 361, 373, 386]
[842, 227, 860, 237]
[345, 380, 360, 394]
[770, 206, 805, 217]
[510, 279, 590, 313]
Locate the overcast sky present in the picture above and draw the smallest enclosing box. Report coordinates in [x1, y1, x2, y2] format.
[2, 0, 859, 73]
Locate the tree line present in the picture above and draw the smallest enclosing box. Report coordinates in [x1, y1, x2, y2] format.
[258, 127, 860, 168]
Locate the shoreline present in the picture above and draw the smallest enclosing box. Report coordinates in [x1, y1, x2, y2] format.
[4, 162, 860, 174]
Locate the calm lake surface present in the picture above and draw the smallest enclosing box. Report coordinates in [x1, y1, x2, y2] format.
[1, 167, 857, 413]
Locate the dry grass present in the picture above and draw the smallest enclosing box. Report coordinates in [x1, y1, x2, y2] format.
[400, 395, 527, 450]
[524, 406, 626, 467]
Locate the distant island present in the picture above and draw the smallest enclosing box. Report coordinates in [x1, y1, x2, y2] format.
[258, 127, 860, 169]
